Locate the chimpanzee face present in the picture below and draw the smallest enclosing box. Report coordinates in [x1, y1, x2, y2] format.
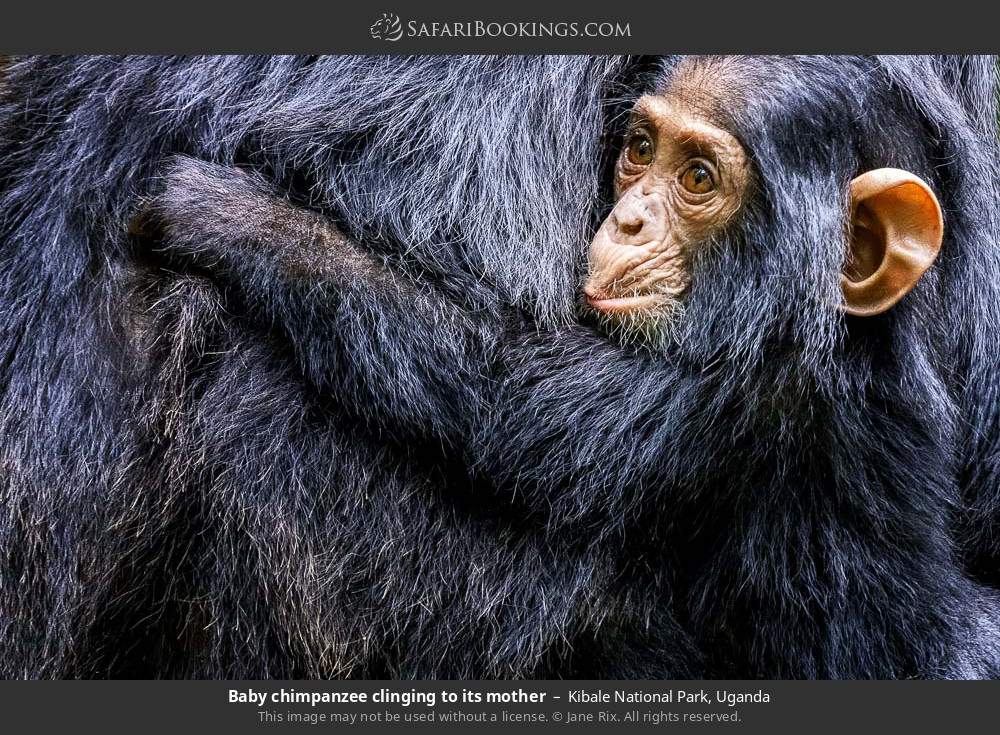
[584, 57, 943, 349]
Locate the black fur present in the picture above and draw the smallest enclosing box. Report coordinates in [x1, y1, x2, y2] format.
[0, 55, 998, 679]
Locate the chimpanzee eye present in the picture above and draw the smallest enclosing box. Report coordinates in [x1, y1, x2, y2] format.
[680, 163, 715, 194]
[625, 134, 654, 166]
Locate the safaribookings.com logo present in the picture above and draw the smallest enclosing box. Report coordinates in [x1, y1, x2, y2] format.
[370, 13, 404, 41]
[370, 13, 631, 41]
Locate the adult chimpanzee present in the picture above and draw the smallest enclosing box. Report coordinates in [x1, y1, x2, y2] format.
[137, 54, 1000, 678]
[0, 55, 998, 679]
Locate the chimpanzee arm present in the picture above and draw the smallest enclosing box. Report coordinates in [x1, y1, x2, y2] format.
[139, 156, 501, 446]
[140, 156, 685, 520]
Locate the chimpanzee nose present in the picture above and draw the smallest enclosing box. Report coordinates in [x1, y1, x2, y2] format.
[614, 212, 644, 237]
[608, 191, 662, 246]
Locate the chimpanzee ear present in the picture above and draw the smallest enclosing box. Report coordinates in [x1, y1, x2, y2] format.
[841, 168, 943, 317]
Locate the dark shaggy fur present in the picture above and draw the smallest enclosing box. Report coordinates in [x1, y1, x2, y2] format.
[0, 55, 998, 679]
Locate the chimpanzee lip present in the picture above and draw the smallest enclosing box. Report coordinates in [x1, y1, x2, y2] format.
[586, 292, 670, 314]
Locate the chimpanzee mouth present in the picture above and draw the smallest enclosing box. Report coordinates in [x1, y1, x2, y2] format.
[586, 292, 667, 314]
[584, 284, 689, 317]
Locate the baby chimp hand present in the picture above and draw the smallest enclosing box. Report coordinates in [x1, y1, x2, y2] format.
[133, 155, 371, 284]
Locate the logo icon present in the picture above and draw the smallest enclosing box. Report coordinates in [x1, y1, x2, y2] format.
[370, 13, 403, 41]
